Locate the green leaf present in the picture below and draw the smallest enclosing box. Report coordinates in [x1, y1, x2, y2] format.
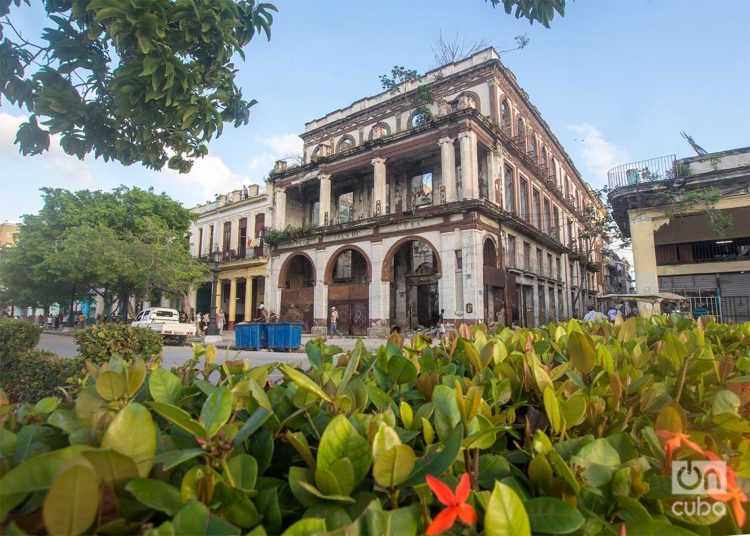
[33, 397, 59, 415]
[81, 449, 139, 486]
[401, 425, 463, 487]
[387, 354, 418, 386]
[149, 368, 182, 404]
[233, 407, 271, 446]
[568, 331, 596, 375]
[101, 402, 157, 478]
[570, 438, 621, 488]
[432, 384, 461, 443]
[337, 340, 365, 397]
[373, 444, 416, 488]
[95, 370, 127, 401]
[317, 415, 372, 484]
[485, 481, 531, 536]
[543, 386, 562, 434]
[127, 357, 147, 396]
[399, 401, 414, 430]
[279, 364, 333, 403]
[525, 497, 585, 534]
[42, 459, 100, 536]
[200, 386, 233, 438]
[172, 498, 240, 535]
[225, 454, 258, 491]
[126, 478, 183, 516]
[281, 518, 327, 536]
[621, 520, 698, 536]
[561, 393, 587, 427]
[373, 423, 402, 459]
[0, 428, 17, 457]
[151, 401, 206, 439]
[153, 448, 203, 470]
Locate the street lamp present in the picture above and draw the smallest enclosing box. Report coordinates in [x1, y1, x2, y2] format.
[205, 249, 222, 338]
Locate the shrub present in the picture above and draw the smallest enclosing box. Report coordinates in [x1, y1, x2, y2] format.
[0, 318, 40, 365]
[74, 323, 162, 364]
[2, 349, 85, 403]
[0, 316, 749, 535]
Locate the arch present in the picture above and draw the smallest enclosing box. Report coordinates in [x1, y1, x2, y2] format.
[483, 237, 499, 268]
[336, 135, 356, 153]
[529, 132, 538, 160]
[516, 117, 525, 146]
[381, 235, 442, 282]
[324, 245, 372, 285]
[312, 144, 331, 160]
[542, 147, 549, 171]
[368, 122, 391, 140]
[500, 99, 511, 132]
[408, 108, 432, 128]
[457, 91, 480, 111]
[278, 253, 316, 289]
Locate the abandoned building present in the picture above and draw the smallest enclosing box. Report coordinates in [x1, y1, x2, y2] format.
[188, 185, 271, 329]
[266, 48, 605, 336]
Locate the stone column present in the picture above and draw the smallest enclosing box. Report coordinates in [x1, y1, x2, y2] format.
[215, 278, 223, 315]
[372, 157, 387, 216]
[487, 150, 500, 205]
[312, 248, 328, 335]
[274, 189, 287, 229]
[319, 174, 331, 226]
[439, 137, 457, 203]
[228, 278, 237, 330]
[488, 80, 500, 123]
[629, 210, 661, 316]
[458, 131, 478, 200]
[244, 277, 254, 321]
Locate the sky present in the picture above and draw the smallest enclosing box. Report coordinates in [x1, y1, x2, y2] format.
[2, 0, 749, 225]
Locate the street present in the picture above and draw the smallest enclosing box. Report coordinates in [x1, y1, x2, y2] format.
[36, 332, 389, 371]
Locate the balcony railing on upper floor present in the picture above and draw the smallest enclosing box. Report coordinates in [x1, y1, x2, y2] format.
[607, 155, 676, 190]
[196, 245, 270, 264]
[656, 237, 750, 266]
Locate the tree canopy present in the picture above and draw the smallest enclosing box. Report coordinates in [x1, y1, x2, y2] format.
[0, 186, 206, 316]
[1, 0, 276, 173]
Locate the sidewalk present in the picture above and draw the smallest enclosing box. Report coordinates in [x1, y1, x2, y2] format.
[188, 332, 389, 352]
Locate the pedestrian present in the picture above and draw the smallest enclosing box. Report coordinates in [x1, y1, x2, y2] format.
[195, 313, 203, 336]
[217, 309, 225, 333]
[607, 304, 622, 322]
[255, 304, 270, 322]
[329, 306, 340, 336]
[47, 313, 54, 330]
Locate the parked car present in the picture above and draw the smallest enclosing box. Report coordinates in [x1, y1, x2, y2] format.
[131, 307, 195, 345]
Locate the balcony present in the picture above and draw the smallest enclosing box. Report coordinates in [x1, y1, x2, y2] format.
[607, 155, 676, 190]
[656, 237, 750, 266]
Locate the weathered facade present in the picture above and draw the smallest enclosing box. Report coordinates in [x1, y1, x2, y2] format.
[268, 49, 604, 336]
[608, 147, 750, 322]
[188, 186, 271, 329]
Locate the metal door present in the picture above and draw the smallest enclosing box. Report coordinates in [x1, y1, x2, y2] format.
[280, 288, 314, 333]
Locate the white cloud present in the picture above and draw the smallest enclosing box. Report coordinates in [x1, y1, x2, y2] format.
[568, 123, 629, 184]
[164, 154, 256, 205]
[0, 111, 93, 185]
[244, 133, 303, 176]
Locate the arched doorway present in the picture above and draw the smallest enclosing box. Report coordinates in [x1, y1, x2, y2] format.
[482, 238, 506, 325]
[280, 254, 315, 332]
[386, 239, 441, 329]
[326, 247, 370, 335]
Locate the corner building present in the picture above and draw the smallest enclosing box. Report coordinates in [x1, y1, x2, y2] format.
[268, 49, 604, 336]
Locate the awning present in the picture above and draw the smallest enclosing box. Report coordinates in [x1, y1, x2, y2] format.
[596, 292, 687, 303]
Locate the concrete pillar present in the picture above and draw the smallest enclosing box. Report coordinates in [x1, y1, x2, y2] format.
[319, 174, 331, 226]
[215, 278, 222, 313]
[372, 157, 387, 216]
[629, 210, 661, 316]
[244, 277, 254, 321]
[488, 80, 500, 123]
[488, 150, 500, 205]
[458, 131, 478, 200]
[312, 248, 328, 335]
[274, 189, 287, 229]
[439, 137, 457, 203]
[228, 278, 237, 330]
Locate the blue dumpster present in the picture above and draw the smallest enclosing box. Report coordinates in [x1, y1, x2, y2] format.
[266, 322, 303, 351]
[235, 323, 267, 350]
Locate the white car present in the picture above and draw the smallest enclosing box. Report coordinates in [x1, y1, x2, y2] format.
[131, 307, 195, 346]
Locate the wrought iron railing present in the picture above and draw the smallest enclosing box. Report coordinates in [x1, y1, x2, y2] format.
[607, 155, 676, 190]
[656, 238, 750, 266]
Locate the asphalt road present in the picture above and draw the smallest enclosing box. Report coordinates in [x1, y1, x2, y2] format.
[36, 333, 310, 370]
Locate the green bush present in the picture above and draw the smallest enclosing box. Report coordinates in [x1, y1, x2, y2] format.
[0, 318, 40, 365]
[2, 349, 85, 403]
[74, 323, 163, 364]
[1, 316, 749, 535]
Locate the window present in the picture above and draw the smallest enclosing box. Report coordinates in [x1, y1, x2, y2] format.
[552, 158, 558, 182]
[223, 221, 231, 252]
[411, 172, 433, 207]
[516, 117, 525, 147]
[523, 242, 531, 271]
[455, 250, 464, 310]
[532, 189, 541, 229]
[556, 257, 561, 279]
[543, 199, 551, 234]
[337, 136, 355, 152]
[567, 218, 573, 246]
[519, 178, 529, 221]
[412, 110, 431, 127]
[547, 253, 553, 277]
[370, 123, 390, 140]
[529, 134, 537, 159]
[504, 165, 515, 212]
[542, 149, 549, 171]
[312, 201, 320, 226]
[507, 235, 516, 268]
[501, 100, 511, 132]
[553, 207, 560, 241]
[338, 192, 354, 223]
[536, 248, 543, 274]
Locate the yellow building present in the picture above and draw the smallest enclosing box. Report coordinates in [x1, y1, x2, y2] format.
[0, 223, 18, 247]
[608, 147, 750, 322]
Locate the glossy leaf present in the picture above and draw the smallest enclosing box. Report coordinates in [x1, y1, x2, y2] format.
[317, 415, 372, 483]
[42, 459, 100, 536]
[101, 402, 157, 477]
[126, 478, 183, 516]
[200, 386, 233, 438]
[149, 368, 182, 404]
[485, 481, 531, 536]
[373, 444, 416, 488]
[525, 497, 585, 534]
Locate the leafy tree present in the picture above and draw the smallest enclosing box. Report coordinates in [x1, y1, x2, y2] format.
[486, 0, 566, 28]
[1, 0, 276, 172]
[0, 186, 205, 322]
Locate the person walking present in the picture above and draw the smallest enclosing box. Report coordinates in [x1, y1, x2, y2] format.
[329, 306, 341, 336]
[217, 309, 225, 334]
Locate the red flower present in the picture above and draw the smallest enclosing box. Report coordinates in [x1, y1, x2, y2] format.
[426, 473, 477, 535]
[656, 430, 706, 473]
